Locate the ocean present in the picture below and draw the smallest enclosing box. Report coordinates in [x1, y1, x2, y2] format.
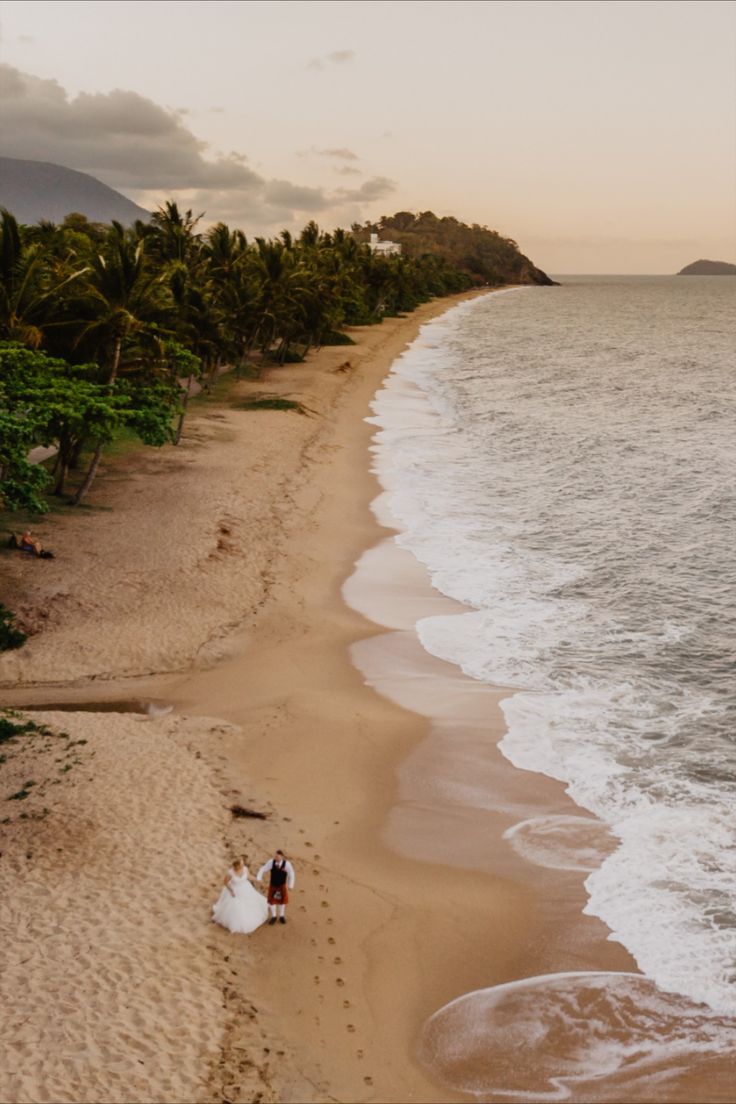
[365, 276, 736, 1090]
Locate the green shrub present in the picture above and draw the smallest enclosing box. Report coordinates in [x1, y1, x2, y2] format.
[0, 605, 26, 651]
[264, 349, 304, 364]
[237, 395, 312, 414]
[322, 331, 356, 346]
[0, 714, 48, 744]
[8, 781, 35, 800]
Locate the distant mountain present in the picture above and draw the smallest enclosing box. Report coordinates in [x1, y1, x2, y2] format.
[355, 210, 557, 286]
[0, 156, 150, 225]
[677, 259, 736, 276]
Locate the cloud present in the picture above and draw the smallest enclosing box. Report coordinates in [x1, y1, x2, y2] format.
[264, 179, 332, 213]
[297, 146, 360, 162]
[335, 165, 362, 176]
[0, 64, 253, 190]
[0, 64, 396, 233]
[307, 48, 356, 71]
[336, 176, 396, 202]
[319, 147, 359, 161]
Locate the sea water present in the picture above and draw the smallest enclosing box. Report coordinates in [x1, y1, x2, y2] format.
[368, 277, 736, 1021]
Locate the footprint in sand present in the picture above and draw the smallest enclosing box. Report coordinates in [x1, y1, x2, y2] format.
[299, 905, 307, 912]
[314, 853, 321, 860]
[334, 956, 342, 965]
[357, 1049, 364, 1059]
[326, 918, 334, 926]
[313, 976, 320, 985]
[343, 1000, 351, 1009]
[327, 937, 336, 945]
[321, 901, 329, 908]
[347, 1024, 356, 1033]
[364, 1076, 373, 1086]
[336, 978, 345, 988]
[305, 842, 313, 847]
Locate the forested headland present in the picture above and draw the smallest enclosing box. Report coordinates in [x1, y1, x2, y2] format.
[355, 211, 556, 286]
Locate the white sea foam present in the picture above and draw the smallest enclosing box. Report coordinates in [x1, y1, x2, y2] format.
[418, 972, 735, 1102]
[503, 815, 615, 872]
[368, 278, 736, 1016]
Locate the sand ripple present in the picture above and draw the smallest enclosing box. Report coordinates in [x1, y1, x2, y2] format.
[0, 711, 235, 1104]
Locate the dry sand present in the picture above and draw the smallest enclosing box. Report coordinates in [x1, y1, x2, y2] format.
[0, 710, 267, 1104]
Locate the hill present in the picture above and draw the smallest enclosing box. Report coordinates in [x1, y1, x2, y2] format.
[0, 156, 150, 225]
[354, 210, 556, 286]
[677, 259, 736, 276]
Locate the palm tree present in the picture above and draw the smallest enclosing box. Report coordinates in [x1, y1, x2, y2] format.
[252, 238, 317, 358]
[68, 222, 171, 503]
[73, 221, 172, 385]
[0, 209, 86, 349]
[203, 223, 257, 367]
[149, 201, 203, 266]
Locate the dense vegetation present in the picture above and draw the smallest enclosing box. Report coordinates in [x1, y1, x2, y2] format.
[0, 203, 477, 514]
[355, 211, 555, 287]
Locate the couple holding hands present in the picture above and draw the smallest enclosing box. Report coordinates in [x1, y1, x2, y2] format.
[212, 850, 295, 934]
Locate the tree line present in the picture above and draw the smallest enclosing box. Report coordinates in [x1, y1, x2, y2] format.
[0, 203, 473, 513]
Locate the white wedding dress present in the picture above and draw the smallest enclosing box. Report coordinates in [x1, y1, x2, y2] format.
[212, 866, 269, 934]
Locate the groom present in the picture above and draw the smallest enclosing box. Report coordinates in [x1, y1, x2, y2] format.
[257, 850, 295, 925]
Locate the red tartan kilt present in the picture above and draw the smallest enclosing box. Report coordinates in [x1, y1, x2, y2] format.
[268, 885, 289, 906]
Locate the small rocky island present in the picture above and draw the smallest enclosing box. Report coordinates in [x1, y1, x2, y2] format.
[677, 259, 736, 275]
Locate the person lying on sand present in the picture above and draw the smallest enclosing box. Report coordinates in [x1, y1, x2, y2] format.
[9, 532, 54, 559]
[20, 531, 43, 555]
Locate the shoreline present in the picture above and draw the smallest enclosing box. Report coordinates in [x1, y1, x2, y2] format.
[4, 290, 520, 1103]
[339, 293, 736, 1104]
[2, 286, 729, 1102]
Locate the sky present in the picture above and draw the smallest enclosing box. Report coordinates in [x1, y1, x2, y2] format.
[0, 0, 734, 272]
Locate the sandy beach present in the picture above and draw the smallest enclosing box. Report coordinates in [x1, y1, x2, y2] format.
[4, 288, 730, 1104]
[2, 292, 516, 1103]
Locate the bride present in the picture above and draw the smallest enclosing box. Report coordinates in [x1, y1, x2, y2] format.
[212, 857, 269, 934]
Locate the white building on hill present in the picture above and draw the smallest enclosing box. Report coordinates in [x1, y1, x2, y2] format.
[369, 231, 402, 256]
